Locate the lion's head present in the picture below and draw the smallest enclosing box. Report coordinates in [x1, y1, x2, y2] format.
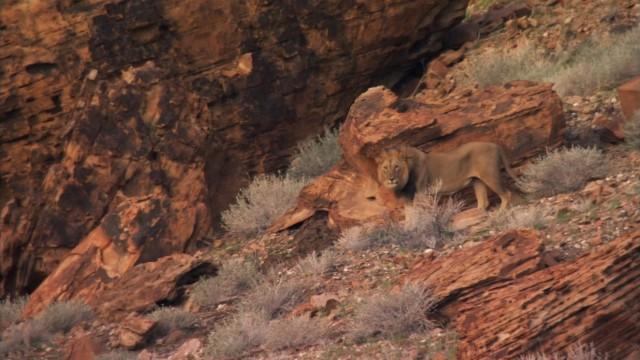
[376, 148, 410, 191]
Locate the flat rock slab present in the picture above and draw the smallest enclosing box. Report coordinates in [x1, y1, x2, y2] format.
[618, 75, 640, 120]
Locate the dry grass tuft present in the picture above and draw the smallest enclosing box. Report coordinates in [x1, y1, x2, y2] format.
[0, 300, 93, 356]
[191, 259, 263, 308]
[296, 250, 338, 277]
[0, 297, 27, 332]
[623, 111, 640, 150]
[221, 174, 307, 236]
[517, 147, 609, 198]
[264, 316, 330, 351]
[464, 25, 640, 96]
[241, 278, 311, 320]
[204, 311, 269, 359]
[348, 284, 435, 342]
[288, 127, 342, 179]
[36, 300, 93, 334]
[95, 350, 139, 360]
[486, 205, 548, 231]
[148, 307, 197, 335]
[337, 185, 462, 251]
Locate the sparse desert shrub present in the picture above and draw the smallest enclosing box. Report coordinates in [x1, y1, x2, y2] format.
[0, 300, 92, 355]
[191, 259, 263, 307]
[148, 307, 197, 335]
[221, 173, 308, 236]
[296, 250, 338, 277]
[264, 316, 330, 351]
[337, 185, 462, 251]
[486, 205, 548, 231]
[95, 349, 139, 360]
[288, 127, 342, 179]
[348, 284, 435, 342]
[519, 342, 608, 360]
[464, 25, 640, 96]
[623, 111, 640, 150]
[398, 187, 463, 249]
[241, 278, 311, 320]
[465, 44, 552, 88]
[0, 297, 27, 332]
[204, 311, 269, 359]
[517, 147, 609, 197]
[550, 25, 640, 96]
[36, 300, 94, 334]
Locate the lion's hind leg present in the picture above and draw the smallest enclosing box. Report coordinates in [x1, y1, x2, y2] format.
[472, 180, 490, 210]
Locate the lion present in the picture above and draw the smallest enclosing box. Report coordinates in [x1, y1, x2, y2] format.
[376, 142, 521, 210]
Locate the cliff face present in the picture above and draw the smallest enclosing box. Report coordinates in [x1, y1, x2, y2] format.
[0, 0, 468, 296]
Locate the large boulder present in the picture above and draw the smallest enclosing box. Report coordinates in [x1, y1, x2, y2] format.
[270, 82, 565, 232]
[403, 230, 640, 359]
[0, 0, 469, 297]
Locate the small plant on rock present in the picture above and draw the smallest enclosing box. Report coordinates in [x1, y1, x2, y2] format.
[296, 250, 338, 277]
[263, 316, 330, 351]
[0, 297, 27, 332]
[241, 277, 311, 320]
[95, 349, 139, 360]
[486, 205, 548, 231]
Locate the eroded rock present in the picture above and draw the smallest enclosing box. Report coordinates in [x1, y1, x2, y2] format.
[270, 82, 565, 233]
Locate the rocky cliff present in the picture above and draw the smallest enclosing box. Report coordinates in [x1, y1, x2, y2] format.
[0, 0, 468, 297]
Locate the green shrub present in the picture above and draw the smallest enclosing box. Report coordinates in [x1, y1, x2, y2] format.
[486, 205, 548, 231]
[288, 127, 342, 179]
[264, 316, 330, 351]
[204, 311, 269, 359]
[517, 147, 609, 197]
[36, 300, 93, 334]
[221, 174, 307, 235]
[241, 278, 311, 320]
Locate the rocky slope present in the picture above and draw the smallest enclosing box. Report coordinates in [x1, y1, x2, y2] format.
[1, 0, 640, 359]
[0, 0, 468, 297]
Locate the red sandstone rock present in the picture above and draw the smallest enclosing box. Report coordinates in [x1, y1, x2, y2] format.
[618, 75, 640, 120]
[403, 230, 640, 359]
[0, 0, 468, 298]
[270, 82, 565, 232]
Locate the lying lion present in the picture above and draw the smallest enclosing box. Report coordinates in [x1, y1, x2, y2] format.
[376, 142, 521, 210]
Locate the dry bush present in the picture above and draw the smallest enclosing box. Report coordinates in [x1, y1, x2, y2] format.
[517, 147, 609, 197]
[348, 284, 435, 342]
[37, 300, 93, 334]
[337, 185, 462, 251]
[204, 311, 269, 359]
[191, 259, 263, 307]
[486, 205, 548, 231]
[288, 127, 342, 179]
[221, 174, 307, 235]
[519, 342, 608, 360]
[398, 187, 463, 249]
[296, 250, 338, 277]
[264, 316, 330, 351]
[465, 44, 552, 88]
[0, 320, 52, 356]
[148, 307, 197, 335]
[464, 25, 640, 96]
[623, 111, 640, 150]
[0, 297, 27, 332]
[241, 278, 311, 320]
[550, 25, 640, 96]
[95, 350, 139, 360]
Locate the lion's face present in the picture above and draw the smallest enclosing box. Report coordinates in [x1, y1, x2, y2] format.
[377, 150, 410, 191]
